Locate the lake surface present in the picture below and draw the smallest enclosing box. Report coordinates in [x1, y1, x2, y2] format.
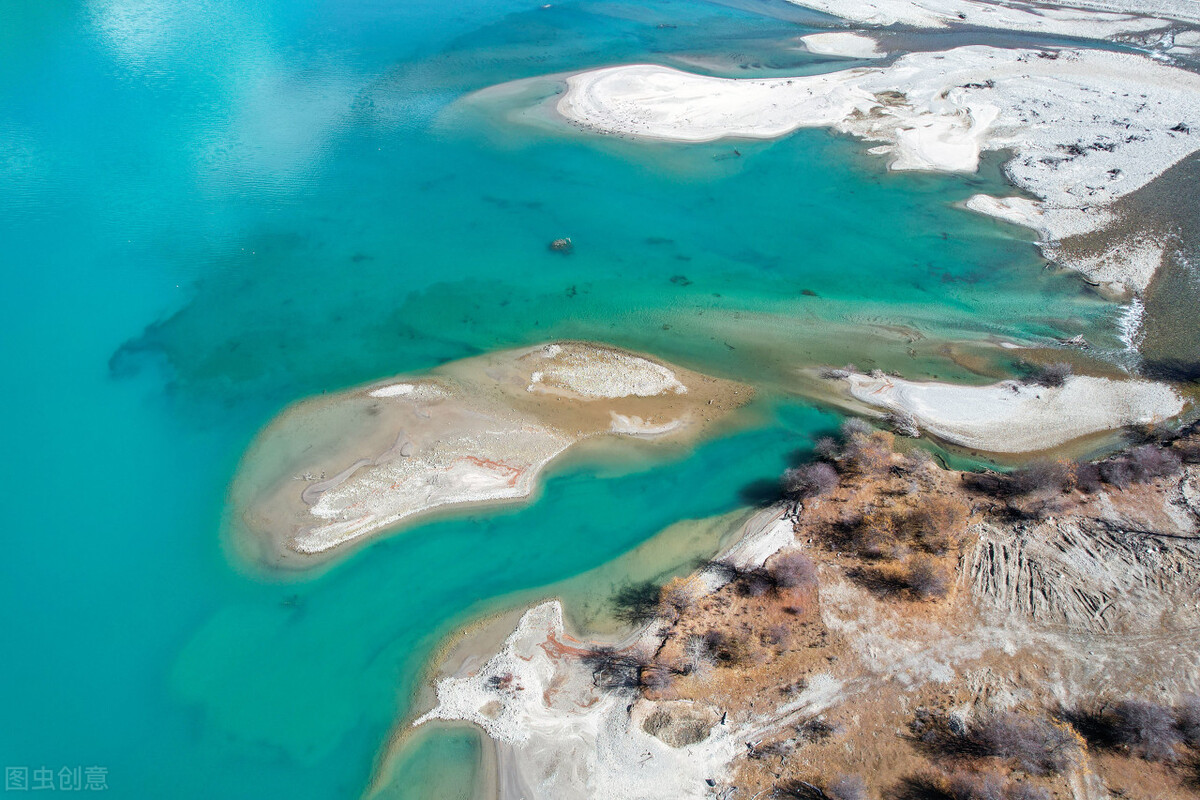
[0, 1, 1124, 797]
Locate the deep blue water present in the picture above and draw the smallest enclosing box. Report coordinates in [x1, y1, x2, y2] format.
[0, 1, 1122, 797]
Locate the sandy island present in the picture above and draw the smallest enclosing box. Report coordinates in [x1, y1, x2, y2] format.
[832, 371, 1186, 452]
[228, 342, 750, 567]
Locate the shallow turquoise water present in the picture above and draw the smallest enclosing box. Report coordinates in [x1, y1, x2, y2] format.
[1, 1, 1122, 798]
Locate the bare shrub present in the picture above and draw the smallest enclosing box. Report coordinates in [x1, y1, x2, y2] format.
[1109, 699, 1184, 761]
[844, 430, 896, 474]
[972, 712, 1076, 775]
[762, 622, 791, 647]
[784, 462, 840, 500]
[770, 550, 819, 590]
[849, 510, 901, 559]
[962, 470, 1009, 496]
[658, 577, 697, 619]
[947, 770, 1005, 800]
[1174, 436, 1200, 463]
[841, 418, 873, 439]
[701, 629, 750, 666]
[1009, 460, 1075, 495]
[1027, 362, 1073, 387]
[1099, 445, 1183, 489]
[814, 436, 841, 460]
[1005, 784, 1050, 800]
[1177, 694, 1200, 746]
[1068, 699, 1183, 761]
[890, 773, 954, 800]
[1073, 461, 1103, 493]
[828, 774, 868, 800]
[582, 647, 654, 690]
[903, 495, 969, 555]
[887, 410, 921, 438]
[899, 448, 935, 474]
[1100, 457, 1135, 488]
[1127, 444, 1182, 480]
[820, 364, 858, 380]
[904, 555, 949, 599]
[797, 716, 843, 743]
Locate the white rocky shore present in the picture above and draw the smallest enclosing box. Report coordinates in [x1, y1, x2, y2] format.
[550, 45, 1200, 293]
[838, 372, 1186, 452]
[781, 0, 1196, 37]
[229, 342, 748, 566]
[412, 510, 809, 800]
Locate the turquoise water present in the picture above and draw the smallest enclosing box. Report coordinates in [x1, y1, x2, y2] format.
[1, 1, 1123, 798]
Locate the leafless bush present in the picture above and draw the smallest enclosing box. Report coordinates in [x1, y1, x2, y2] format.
[797, 716, 843, 743]
[1068, 699, 1183, 762]
[1098, 445, 1182, 489]
[972, 712, 1076, 775]
[947, 770, 1005, 800]
[841, 418, 873, 439]
[748, 738, 795, 760]
[582, 646, 654, 690]
[1174, 436, 1200, 464]
[1004, 785, 1049, 800]
[1178, 694, 1200, 746]
[903, 496, 969, 555]
[1026, 362, 1072, 387]
[887, 410, 921, 438]
[815, 436, 841, 460]
[658, 577, 697, 619]
[899, 448, 935, 474]
[784, 462, 840, 499]
[762, 622, 791, 647]
[827, 774, 868, 800]
[819, 364, 858, 380]
[1073, 461, 1103, 493]
[1127, 444, 1182, 480]
[701, 629, 751, 666]
[911, 711, 1075, 775]
[844, 430, 896, 475]
[1009, 460, 1075, 495]
[770, 550, 819, 590]
[846, 510, 901, 559]
[904, 555, 949, 599]
[890, 773, 954, 800]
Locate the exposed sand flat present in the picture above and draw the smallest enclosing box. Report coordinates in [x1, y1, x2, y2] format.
[840, 372, 1185, 451]
[228, 342, 749, 567]
[411, 508, 796, 800]
[555, 47, 1200, 291]
[781, 0, 1184, 37]
[798, 31, 886, 59]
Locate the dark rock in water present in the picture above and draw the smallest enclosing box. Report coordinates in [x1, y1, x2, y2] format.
[670, 274, 692, 286]
[801, 288, 819, 297]
[549, 237, 573, 254]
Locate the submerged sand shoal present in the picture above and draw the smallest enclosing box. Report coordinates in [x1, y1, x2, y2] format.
[228, 342, 750, 568]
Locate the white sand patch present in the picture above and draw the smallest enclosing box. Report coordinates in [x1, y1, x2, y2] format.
[553, 47, 1200, 289]
[841, 373, 1185, 452]
[525, 343, 688, 398]
[416, 601, 740, 800]
[296, 428, 573, 554]
[368, 383, 415, 398]
[799, 31, 885, 58]
[780, 0, 1184, 38]
[609, 412, 686, 437]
